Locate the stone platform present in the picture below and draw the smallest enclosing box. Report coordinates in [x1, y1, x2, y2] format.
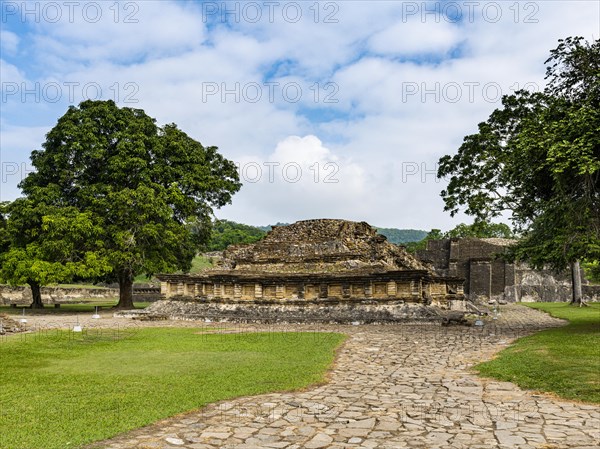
[117, 298, 452, 324]
[157, 220, 465, 313]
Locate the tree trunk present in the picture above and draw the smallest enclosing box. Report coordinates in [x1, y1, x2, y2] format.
[28, 281, 44, 309]
[570, 260, 584, 306]
[114, 268, 135, 309]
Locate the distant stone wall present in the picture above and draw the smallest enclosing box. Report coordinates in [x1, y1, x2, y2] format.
[583, 285, 600, 302]
[516, 267, 574, 302]
[0, 285, 119, 305]
[416, 238, 596, 303]
[417, 238, 512, 299]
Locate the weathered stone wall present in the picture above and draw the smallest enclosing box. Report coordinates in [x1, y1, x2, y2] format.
[158, 272, 466, 311]
[417, 239, 451, 273]
[417, 238, 596, 303]
[516, 267, 574, 302]
[0, 285, 119, 305]
[122, 298, 454, 324]
[155, 220, 466, 323]
[221, 219, 429, 273]
[417, 238, 512, 299]
[469, 260, 491, 301]
[583, 285, 600, 301]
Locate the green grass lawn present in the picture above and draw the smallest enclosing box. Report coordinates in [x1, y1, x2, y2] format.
[47, 284, 107, 289]
[0, 328, 345, 449]
[190, 254, 215, 273]
[133, 255, 214, 282]
[0, 302, 150, 315]
[476, 302, 600, 403]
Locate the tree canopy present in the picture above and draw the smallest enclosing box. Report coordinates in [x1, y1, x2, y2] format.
[0, 199, 111, 307]
[0, 202, 9, 254]
[438, 36, 599, 302]
[200, 219, 266, 251]
[444, 222, 513, 239]
[375, 228, 428, 244]
[404, 222, 512, 253]
[19, 100, 241, 308]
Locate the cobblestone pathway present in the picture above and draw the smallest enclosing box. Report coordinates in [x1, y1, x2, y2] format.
[29, 305, 599, 449]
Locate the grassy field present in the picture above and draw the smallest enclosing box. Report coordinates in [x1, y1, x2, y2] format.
[0, 328, 345, 449]
[476, 302, 600, 403]
[133, 255, 214, 282]
[46, 284, 107, 289]
[0, 301, 150, 315]
[190, 254, 215, 272]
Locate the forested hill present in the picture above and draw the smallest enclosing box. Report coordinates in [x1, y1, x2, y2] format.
[205, 220, 266, 251]
[375, 227, 428, 244]
[207, 221, 427, 251]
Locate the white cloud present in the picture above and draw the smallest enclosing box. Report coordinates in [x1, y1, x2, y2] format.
[369, 19, 462, 56]
[218, 135, 369, 225]
[30, 1, 207, 67]
[0, 30, 19, 54]
[1, 0, 599, 230]
[0, 59, 26, 85]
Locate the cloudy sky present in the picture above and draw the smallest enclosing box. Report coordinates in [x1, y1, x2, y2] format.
[1, 1, 598, 230]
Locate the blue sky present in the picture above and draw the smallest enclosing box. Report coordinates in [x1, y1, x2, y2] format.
[1, 1, 599, 229]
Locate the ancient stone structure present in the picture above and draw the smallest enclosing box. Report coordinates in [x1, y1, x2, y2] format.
[416, 238, 597, 302]
[155, 220, 465, 322]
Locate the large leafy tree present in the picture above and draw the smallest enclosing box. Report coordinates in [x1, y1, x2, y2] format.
[438, 37, 600, 304]
[0, 199, 111, 308]
[0, 202, 9, 253]
[20, 100, 241, 308]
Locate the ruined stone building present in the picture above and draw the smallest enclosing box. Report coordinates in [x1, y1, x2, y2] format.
[415, 238, 596, 302]
[156, 219, 465, 322]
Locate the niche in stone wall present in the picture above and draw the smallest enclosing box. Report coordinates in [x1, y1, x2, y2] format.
[328, 284, 343, 298]
[242, 284, 255, 300]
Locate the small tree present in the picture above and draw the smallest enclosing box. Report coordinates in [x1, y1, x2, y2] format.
[0, 199, 111, 308]
[20, 100, 241, 308]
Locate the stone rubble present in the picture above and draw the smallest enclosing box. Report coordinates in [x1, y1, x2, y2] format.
[0, 313, 26, 334]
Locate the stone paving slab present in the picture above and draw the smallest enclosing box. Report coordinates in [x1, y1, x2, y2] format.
[20, 305, 600, 449]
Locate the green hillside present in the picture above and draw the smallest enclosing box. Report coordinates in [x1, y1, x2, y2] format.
[206, 220, 266, 251]
[208, 221, 427, 251]
[375, 227, 428, 244]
